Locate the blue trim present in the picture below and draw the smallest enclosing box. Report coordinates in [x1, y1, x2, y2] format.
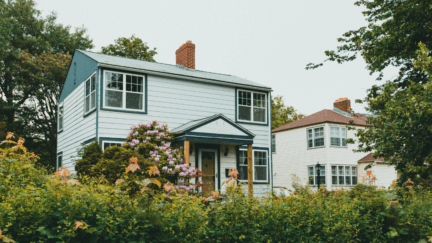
[100, 67, 148, 114]
[235, 87, 270, 126]
[186, 132, 254, 140]
[176, 136, 253, 145]
[184, 115, 255, 137]
[238, 146, 270, 184]
[83, 109, 96, 118]
[99, 137, 126, 147]
[83, 137, 97, 145]
[57, 129, 63, 134]
[57, 151, 63, 156]
[96, 68, 100, 141]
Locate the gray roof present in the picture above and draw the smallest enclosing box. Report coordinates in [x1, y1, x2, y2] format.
[78, 50, 271, 90]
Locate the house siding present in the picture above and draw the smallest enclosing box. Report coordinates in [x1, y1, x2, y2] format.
[358, 162, 398, 188]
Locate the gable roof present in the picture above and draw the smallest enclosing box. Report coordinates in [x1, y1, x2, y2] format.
[77, 50, 271, 91]
[358, 153, 386, 163]
[272, 109, 368, 133]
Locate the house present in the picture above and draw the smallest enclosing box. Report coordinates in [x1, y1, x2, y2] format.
[271, 98, 397, 190]
[57, 41, 273, 197]
[357, 153, 398, 188]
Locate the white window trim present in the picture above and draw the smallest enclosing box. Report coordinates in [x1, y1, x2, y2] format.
[307, 126, 325, 149]
[238, 148, 268, 183]
[308, 165, 326, 186]
[102, 70, 146, 112]
[58, 102, 64, 131]
[84, 72, 97, 115]
[331, 165, 358, 186]
[102, 141, 123, 151]
[237, 89, 267, 124]
[330, 125, 347, 147]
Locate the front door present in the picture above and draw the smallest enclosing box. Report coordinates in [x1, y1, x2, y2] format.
[199, 149, 218, 197]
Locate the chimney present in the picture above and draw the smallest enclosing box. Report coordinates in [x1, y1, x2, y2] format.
[334, 98, 351, 113]
[175, 40, 195, 69]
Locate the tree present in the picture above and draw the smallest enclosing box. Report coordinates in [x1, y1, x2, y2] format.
[101, 35, 157, 62]
[0, 0, 93, 168]
[271, 95, 304, 129]
[306, 0, 432, 113]
[355, 43, 432, 186]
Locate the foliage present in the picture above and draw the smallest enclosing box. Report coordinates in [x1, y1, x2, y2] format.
[306, 0, 432, 113]
[354, 43, 432, 187]
[271, 95, 304, 129]
[75, 141, 103, 178]
[0, 0, 93, 169]
[101, 35, 157, 62]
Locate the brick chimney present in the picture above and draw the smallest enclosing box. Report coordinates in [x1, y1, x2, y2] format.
[175, 41, 195, 69]
[334, 98, 351, 113]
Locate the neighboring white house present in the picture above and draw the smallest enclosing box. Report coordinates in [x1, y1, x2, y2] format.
[272, 98, 397, 190]
[357, 153, 399, 188]
[57, 41, 273, 197]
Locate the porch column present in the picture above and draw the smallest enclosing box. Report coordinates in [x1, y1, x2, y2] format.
[247, 144, 253, 198]
[184, 140, 190, 165]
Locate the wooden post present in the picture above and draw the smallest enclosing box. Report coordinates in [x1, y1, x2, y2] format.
[247, 144, 253, 198]
[184, 140, 190, 165]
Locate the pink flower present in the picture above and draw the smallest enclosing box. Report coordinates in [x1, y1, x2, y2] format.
[169, 161, 174, 165]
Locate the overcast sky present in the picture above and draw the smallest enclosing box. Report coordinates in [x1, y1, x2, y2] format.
[35, 0, 395, 115]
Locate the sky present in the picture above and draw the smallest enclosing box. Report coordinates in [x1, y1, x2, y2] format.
[34, 0, 396, 115]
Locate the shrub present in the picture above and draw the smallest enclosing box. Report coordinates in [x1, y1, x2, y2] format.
[75, 141, 103, 178]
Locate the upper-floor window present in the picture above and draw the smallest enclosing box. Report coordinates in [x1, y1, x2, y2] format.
[332, 165, 357, 186]
[307, 127, 324, 148]
[58, 103, 64, 131]
[104, 71, 145, 111]
[84, 73, 96, 114]
[238, 148, 268, 182]
[308, 165, 326, 185]
[330, 126, 347, 147]
[237, 90, 267, 123]
[271, 134, 276, 153]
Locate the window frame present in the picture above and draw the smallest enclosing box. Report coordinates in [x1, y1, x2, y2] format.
[58, 102, 64, 132]
[102, 70, 146, 113]
[238, 148, 269, 183]
[84, 72, 97, 115]
[308, 165, 326, 186]
[271, 134, 276, 153]
[330, 125, 347, 147]
[331, 165, 358, 186]
[102, 141, 123, 151]
[307, 126, 325, 149]
[57, 154, 63, 171]
[236, 89, 268, 124]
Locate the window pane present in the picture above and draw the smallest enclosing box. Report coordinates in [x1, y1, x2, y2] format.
[126, 93, 143, 110]
[253, 93, 266, 108]
[253, 108, 265, 122]
[106, 72, 123, 90]
[238, 91, 251, 106]
[352, 167, 357, 176]
[239, 151, 247, 165]
[254, 151, 266, 165]
[254, 167, 267, 181]
[86, 80, 90, 96]
[271, 135, 276, 153]
[105, 90, 123, 108]
[308, 139, 313, 148]
[239, 106, 251, 121]
[342, 138, 347, 146]
[352, 176, 358, 185]
[59, 117, 63, 130]
[330, 127, 339, 137]
[85, 96, 90, 112]
[331, 137, 340, 146]
[58, 156, 62, 168]
[307, 129, 313, 139]
[345, 166, 351, 176]
[309, 175, 314, 185]
[345, 176, 351, 185]
[126, 75, 143, 93]
[332, 166, 337, 175]
[341, 127, 346, 138]
[320, 166, 326, 176]
[91, 75, 96, 92]
[338, 166, 344, 176]
[238, 165, 248, 180]
[339, 176, 344, 185]
[309, 166, 314, 176]
[314, 138, 324, 147]
[332, 176, 337, 185]
[91, 91, 96, 110]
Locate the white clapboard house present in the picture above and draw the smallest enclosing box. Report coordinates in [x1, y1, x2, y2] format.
[57, 41, 273, 196]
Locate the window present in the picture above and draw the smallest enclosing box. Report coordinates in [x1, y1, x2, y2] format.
[237, 90, 267, 123]
[238, 149, 268, 182]
[103, 142, 122, 151]
[104, 71, 145, 111]
[307, 127, 324, 148]
[332, 165, 357, 186]
[85, 74, 96, 113]
[308, 165, 326, 185]
[271, 134, 276, 153]
[57, 155, 62, 170]
[238, 150, 248, 180]
[58, 103, 64, 131]
[330, 126, 347, 147]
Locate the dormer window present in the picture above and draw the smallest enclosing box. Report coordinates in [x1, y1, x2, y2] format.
[237, 89, 267, 124]
[103, 70, 146, 112]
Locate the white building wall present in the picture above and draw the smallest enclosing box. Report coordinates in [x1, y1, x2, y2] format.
[57, 81, 96, 173]
[358, 162, 398, 188]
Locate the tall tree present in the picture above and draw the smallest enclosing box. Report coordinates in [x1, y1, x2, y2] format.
[306, 0, 432, 113]
[0, 0, 93, 167]
[101, 35, 157, 62]
[271, 96, 304, 130]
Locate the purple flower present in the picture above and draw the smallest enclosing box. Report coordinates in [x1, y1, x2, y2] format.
[162, 166, 168, 171]
[169, 161, 174, 165]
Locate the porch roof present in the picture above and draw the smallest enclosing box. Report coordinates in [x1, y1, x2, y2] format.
[172, 114, 255, 145]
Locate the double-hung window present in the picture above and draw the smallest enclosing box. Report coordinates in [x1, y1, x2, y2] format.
[271, 134, 276, 153]
[237, 90, 267, 123]
[330, 126, 347, 147]
[331, 165, 357, 186]
[307, 127, 324, 148]
[238, 149, 268, 182]
[104, 71, 145, 111]
[85, 74, 96, 114]
[308, 165, 326, 185]
[58, 103, 64, 131]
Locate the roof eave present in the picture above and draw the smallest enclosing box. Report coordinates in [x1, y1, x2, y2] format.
[272, 121, 368, 133]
